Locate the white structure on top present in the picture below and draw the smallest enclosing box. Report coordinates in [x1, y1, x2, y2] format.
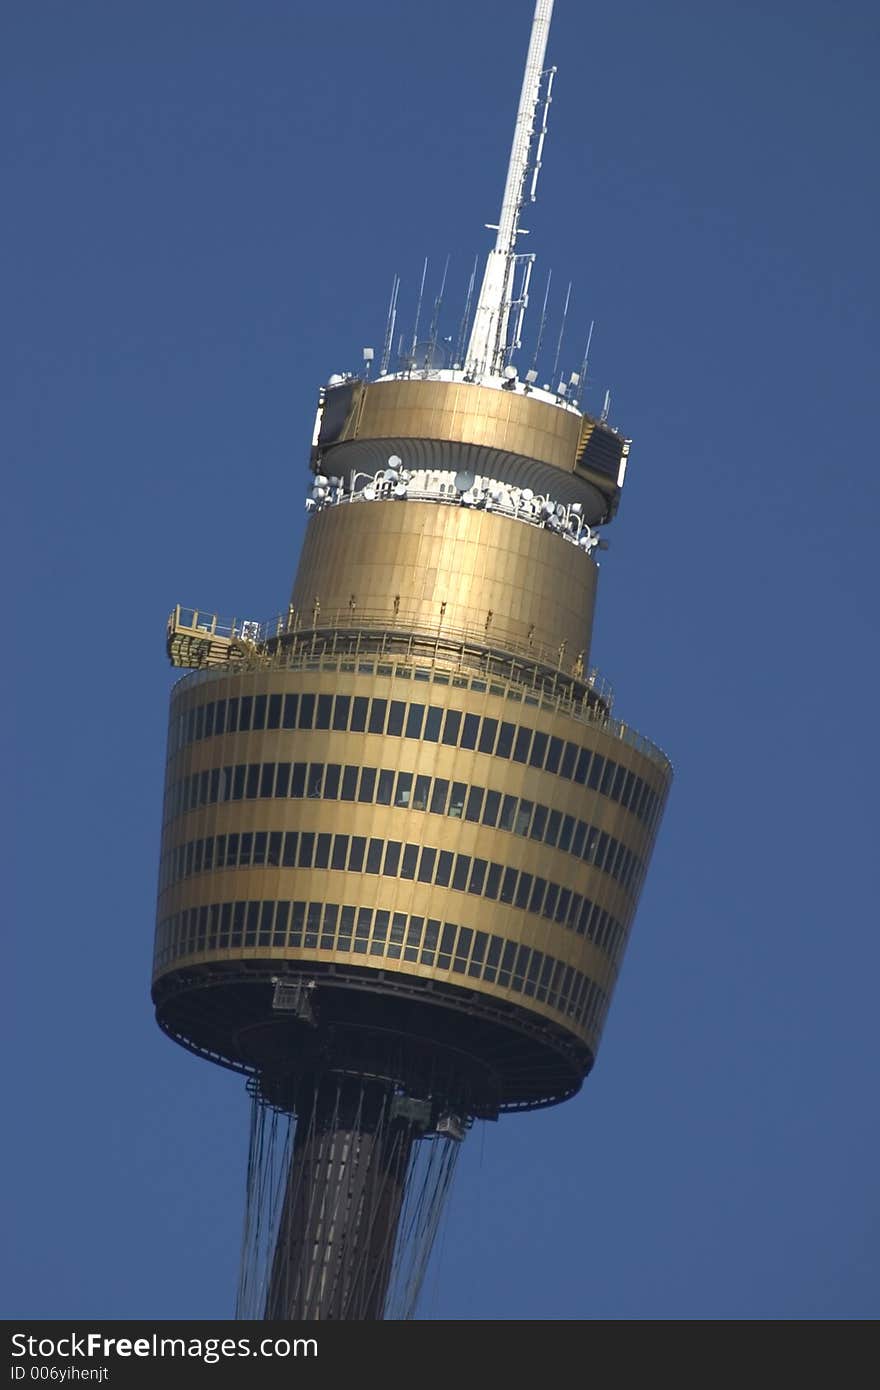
[465, 0, 555, 382]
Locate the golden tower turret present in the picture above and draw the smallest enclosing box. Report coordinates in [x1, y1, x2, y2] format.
[153, 0, 670, 1321]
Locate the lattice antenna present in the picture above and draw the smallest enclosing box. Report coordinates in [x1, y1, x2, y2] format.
[465, 1, 555, 380]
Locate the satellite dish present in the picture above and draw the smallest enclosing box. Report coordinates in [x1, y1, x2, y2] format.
[454, 470, 475, 493]
[556, 503, 566, 519]
[387, 455, 402, 470]
[363, 486, 376, 501]
[521, 488, 534, 501]
[393, 481, 408, 498]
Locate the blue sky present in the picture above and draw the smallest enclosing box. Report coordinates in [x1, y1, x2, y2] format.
[4, 0, 879, 1319]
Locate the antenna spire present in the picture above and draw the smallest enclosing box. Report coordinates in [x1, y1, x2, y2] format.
[465, 0, 555, 381]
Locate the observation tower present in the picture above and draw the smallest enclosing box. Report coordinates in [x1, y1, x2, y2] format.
[153, 0, 671, 1320]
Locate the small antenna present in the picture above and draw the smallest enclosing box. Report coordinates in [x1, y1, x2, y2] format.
[380, 273, 400, 376]
[455, 254, 479, 367]
[425, 254, 451, 369]
[551, 279, 571, 385]
[409, 256, 429, 365]
[530, 268, 552, 374]
[577, 319, 595, 395]
[601, 388, 611, 422]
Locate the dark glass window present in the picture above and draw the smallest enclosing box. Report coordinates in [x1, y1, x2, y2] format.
[560, 741, 577, 778]
[245, 765, 260, 799]
[214, 700, 227, 735]
[515, 800, 533, 836]
[546, 808, 562, 847]
[478, 718, 498, 754]
[556, 888, 571, 924]
[332, 695, 350, 731]
[282, 693, 298, 729]
[370, 910, 389, 955]
[253, 831, 267, 865]
[621, 769, 636, 809]
[307, 765, 324, 798]
[274, 901, 289, 945]
[545, 736, 563, 774]
[448, 782, 466, 818]
[291, 763, 306, 798]
[558, 813, 575, 852]
[401, 843, 419, 879]
[530, 878, 547, 914]
[376, 769, 394, 805]
[405, 704, 424, 739]
[610, 764, 628, 801]
[338, 905, 355, 949]
[368, 699, 387, 734]
[423, 706, 443, 741]
[350, 696, 368, 732]
[429, 779, 449, 815]
[386, 701, 406, 736]
[543, 883, 559, 919]
[315, 694, 332, 729]
[383, 841, 401, 876]
[441, 709, 462, 746]
[298, 693, 315, 729]
[574, 748, 591, 784]
[314, 833, 331, 869]
[587, 754, 604, 790]
[469, 858, 487, 894]
[239, 696, 253, 731]
[282, 833, 296, 868]
[435, 850, 453, 887]
[460, 713, 479, 749]
[514, 872, 532, 909]
[323, 763, 340, 799]
[340, 765, 358, 800]
[482, 789, 501, 827]
[267, 693, 282, 729]
[530, 804, 548, 841]
[571, 821, 587, 857]
[485, 862, 502, 898]
[253, 695, 267, 730]
[354, 907, 371, 953]
[331, 835, 348, 870]
[512, 727, 532, 763]
[358, 767, 377, 802]
[498, 794, 517, 831]
[226, 698, 239, 733]
[500, 867, 518, 903]
[412, 774, 431, 811]
[495, 721, 515, 758]
[529, 731, 548, 768]
[365, 838, 383, 874]
[465, 786, 484, 822]
[417, 847, 436, 883]
[394, 772, 413, 807]
[298, 833, 315, 868]
[421, 918, 440, 965]
[348, 836, 366, 872]
[201, 705, 213, 739]
[321, 902, 338, 949]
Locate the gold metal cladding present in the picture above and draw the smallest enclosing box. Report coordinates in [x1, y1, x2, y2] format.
[323, 378, 582, 476]
[154, 668, 669, 1058]
[290, 501, 598, 667]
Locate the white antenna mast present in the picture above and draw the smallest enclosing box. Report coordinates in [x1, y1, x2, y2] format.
[465, 0, 555, 381]
[379, 273, 400, 376]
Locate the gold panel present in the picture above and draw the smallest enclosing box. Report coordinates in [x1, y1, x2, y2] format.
[290, 501, 598, 665]
[350, 379, 583, 475]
